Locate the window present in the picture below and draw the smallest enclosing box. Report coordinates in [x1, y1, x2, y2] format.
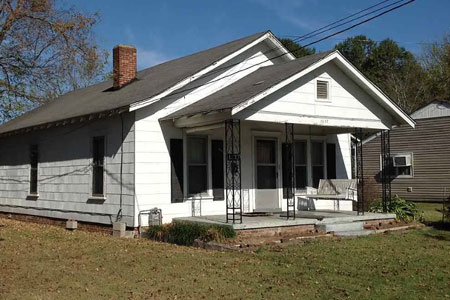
[381, 153, 413, 177]
[311, 141, 324, 187]
[29, 145, 38, 195]
[92, 136, 105, 196]
[316, 80, 329, 100]
[294, 140, 308, 190]
[187, 136, 208, 195]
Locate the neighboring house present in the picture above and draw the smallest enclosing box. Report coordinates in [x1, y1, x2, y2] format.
[363, 100, 450, 203]
[0, 31, 413, 227]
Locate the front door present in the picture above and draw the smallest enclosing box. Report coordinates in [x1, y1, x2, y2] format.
[255, 139, 279, 211]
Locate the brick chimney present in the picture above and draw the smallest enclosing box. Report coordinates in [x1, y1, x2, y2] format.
[113, 45, 137, 89]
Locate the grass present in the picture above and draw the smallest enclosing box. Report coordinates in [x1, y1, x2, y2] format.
[415, 202, 444, 222]
[0, 218, 449, 299]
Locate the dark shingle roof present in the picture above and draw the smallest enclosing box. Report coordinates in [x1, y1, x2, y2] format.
[0, 31, 267, 134]
[165, 51, 334, 119]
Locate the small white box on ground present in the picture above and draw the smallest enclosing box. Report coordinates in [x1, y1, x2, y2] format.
[66, 219, 77, 230]
[112, 222, 126, 238]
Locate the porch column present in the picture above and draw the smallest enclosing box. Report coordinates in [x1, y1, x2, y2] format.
[355, 128, 365, 215]
[225, 119, 242, 223]
[380, 130, 392, 213]
[284, 123, 295, 220]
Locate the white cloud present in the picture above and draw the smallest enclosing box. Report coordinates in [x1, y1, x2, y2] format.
[248, 0, 320, 31]
[136, 47, 170, 70]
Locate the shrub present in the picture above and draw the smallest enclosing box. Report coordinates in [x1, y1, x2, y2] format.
[369, 195, 424, 222]
[145, 222, 236, 246]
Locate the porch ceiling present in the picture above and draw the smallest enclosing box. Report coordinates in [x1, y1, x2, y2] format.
[165, 110, 381, 135]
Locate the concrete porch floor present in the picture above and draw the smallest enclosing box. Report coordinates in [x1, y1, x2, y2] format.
[173, 210, 396, 230]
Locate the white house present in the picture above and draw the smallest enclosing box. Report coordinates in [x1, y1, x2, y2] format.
[0, 31, 414, 227]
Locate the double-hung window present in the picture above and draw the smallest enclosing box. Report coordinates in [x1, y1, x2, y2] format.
[92, 136, 105, 196]
[187, 136, 208, 196]
[29, 145, 38, 195]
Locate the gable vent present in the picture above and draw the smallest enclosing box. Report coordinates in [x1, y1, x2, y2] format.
[317, 80, 329, 100]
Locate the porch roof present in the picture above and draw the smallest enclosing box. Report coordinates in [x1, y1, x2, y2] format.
[164, 51, 333, 120]
[163, 51, 415, 130]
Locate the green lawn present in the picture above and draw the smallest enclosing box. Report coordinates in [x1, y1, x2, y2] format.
[415, 202, 445, 223]
[0, 218, 449, 299]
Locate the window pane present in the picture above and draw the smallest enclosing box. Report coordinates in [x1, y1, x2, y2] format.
[188, 166, 207, 194]
[295, 140, 307, 165]
[312, 141, 324, 165]
[92, 137, 105, 195]
[397, 166, 411, 176]
[257, 166, 276, 189]
[93, 166, 104, 195]
[187, 137, 207, 164]
[257, 140, 276, 164]
[312, 166, 324, 188]
[295, 166, 307, 189]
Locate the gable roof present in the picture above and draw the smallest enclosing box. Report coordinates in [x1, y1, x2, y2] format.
[410, 100, 450, 120]
[165, 51, 333, 119]
[0, 31, 269, 135]
[166, 50, 415, 129]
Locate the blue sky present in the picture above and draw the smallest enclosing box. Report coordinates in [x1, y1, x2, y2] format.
[67, 0, 450, 70]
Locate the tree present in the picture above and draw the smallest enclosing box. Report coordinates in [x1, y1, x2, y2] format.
[279, 38, 315, 58]
[335, 36, 426, 113]
[421, 33, 450, 102]
[0, 0, 107, 122]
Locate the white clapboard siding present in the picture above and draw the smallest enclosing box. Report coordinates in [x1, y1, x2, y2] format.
[240, 62, 394, 130]
[0, 112, 136, 226]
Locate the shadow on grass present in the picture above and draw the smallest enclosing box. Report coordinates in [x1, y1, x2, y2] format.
[424, 221, 450, 230]
[421, 221, 450, 241]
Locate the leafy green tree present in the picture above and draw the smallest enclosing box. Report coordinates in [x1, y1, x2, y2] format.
[335, 36, 426, 113]
[0, 0, 107, 123]
[334, 35, 376, 71]
[280, 38, 315, 58]
[421, 33, 450, 102]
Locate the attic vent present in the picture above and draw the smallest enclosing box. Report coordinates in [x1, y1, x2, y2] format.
[317, 80, 329, 100]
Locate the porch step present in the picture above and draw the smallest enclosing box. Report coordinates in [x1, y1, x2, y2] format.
[316, 221, 363, 233]
[334, 229, 376, 237]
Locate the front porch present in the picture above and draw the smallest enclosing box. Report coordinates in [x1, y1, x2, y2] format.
[174, 210, 396, 230]
[159, 51, 415, 224]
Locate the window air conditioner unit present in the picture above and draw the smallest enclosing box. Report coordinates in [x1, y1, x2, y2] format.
[393, 155, 412, 167]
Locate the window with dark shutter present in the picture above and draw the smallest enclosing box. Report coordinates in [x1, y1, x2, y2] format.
[170, 139, 184, 203]
[317, 80, 329, 100]
[311, 141, 324, 188]
[187, 136, 208, 195]
[92, 136, 105, 196]
[29, 145, 38, 195]
[211, 140, 224, 200]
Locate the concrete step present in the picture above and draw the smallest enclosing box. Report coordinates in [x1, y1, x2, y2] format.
[334, 230, 376, 237]
[316, 221, 364, 233]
